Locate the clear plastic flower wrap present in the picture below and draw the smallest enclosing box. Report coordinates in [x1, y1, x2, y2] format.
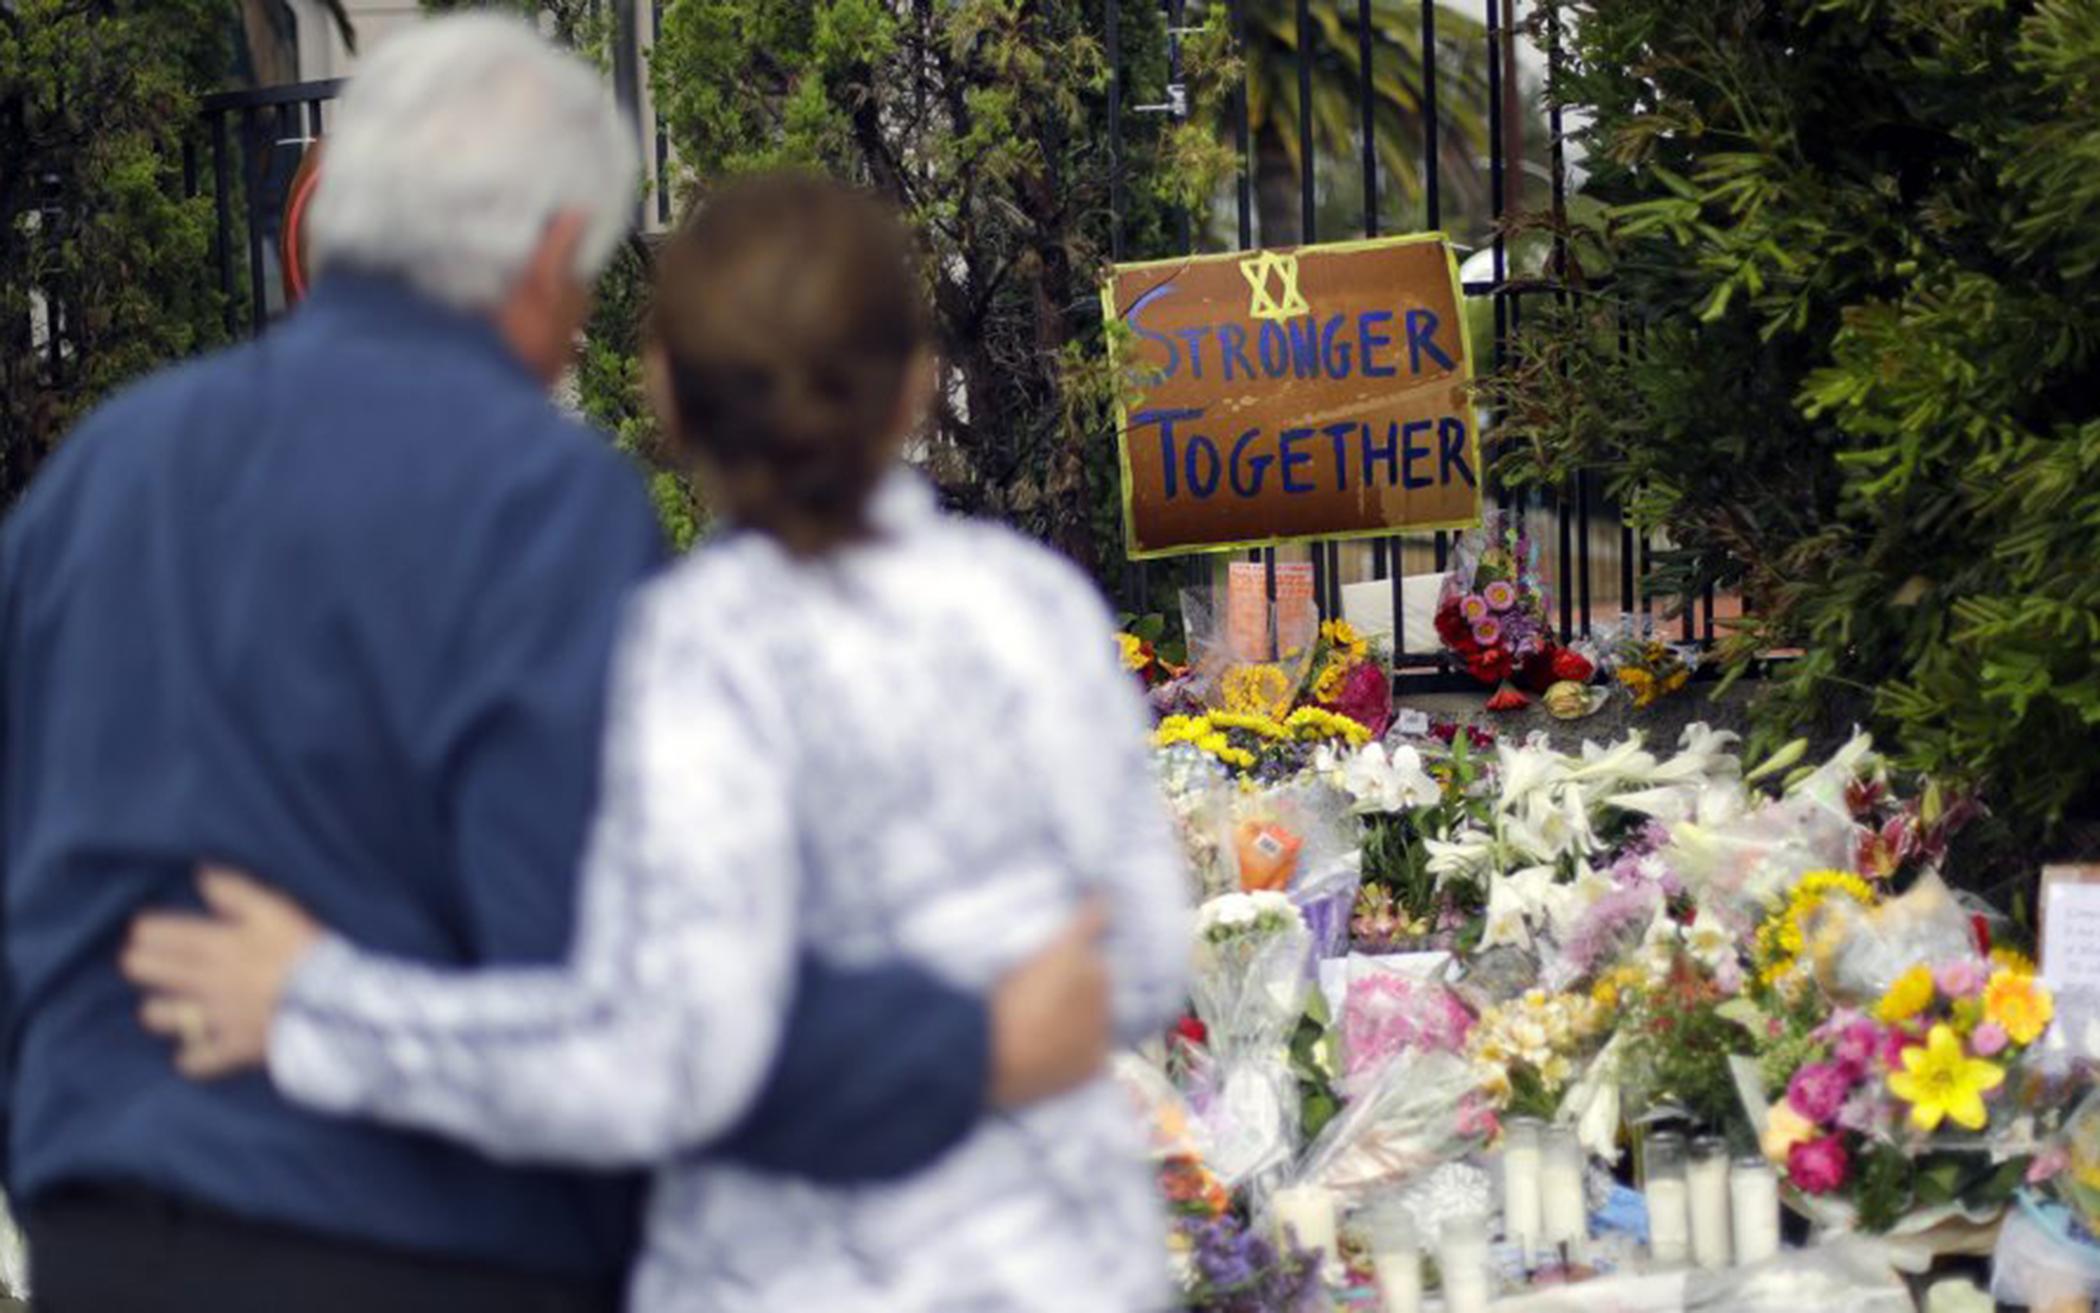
[1805, 871, 1979, 1005]
[1157, 745, 1237, 900]
[1189, 892, 1315, 1189]
[1287, 1048, 1494, 1206]
[1218, 778, 1363, 957]
[1337, 965, 1475, 1098]
[1179, 584, 1319, 719]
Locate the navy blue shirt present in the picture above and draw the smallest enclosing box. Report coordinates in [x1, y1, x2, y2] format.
[0, 274, 988, 1277]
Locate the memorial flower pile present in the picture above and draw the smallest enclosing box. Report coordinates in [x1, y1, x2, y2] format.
[1434, 513, 1593, 699]
[1115, 604, 2084, 1305]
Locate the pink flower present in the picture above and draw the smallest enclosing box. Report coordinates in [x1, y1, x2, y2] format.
[1787, 1061, 1855, 1126]
[1970, 1021, 2010, 1058]
[1787, 1135, 1851, 1195]
[2029, 1145, 2070, 1186]
[1461, 594, 1490, 623]
[1472, 618, 1503, 647]
[1936, 958, 1988, 1000]
[1484, 580, 1518, 612]
[1830, 1016, 1879, 1068]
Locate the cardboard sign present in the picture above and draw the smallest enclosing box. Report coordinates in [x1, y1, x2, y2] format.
[1104, 234, 1481, 559]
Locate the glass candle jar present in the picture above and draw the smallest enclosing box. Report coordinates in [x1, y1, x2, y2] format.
[1729, 1156, 1781, 1266]
[1540, 1125, 1588, 1250]
[1499, 1116, 1544, 1259]
[1358, 1201, 1422, 1313]
[1687, 1135, 1734, 1269]
[1437, 1213, 1493, 1313]
[1641, 1131, 1691, 1267]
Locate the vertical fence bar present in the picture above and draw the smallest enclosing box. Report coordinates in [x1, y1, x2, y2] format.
[1422, 0, 1448, 629]
[242, 109, 268, 334]
[212, 110, 235, 337]
[1107, 0, 1125, 262]
[1358, 0, 1378, 238]
[653, 0, 670, 226]
[1291, 0, 1330, 620]
[1484, 0, 1509, 522]
[1232, 0, 1254, 250]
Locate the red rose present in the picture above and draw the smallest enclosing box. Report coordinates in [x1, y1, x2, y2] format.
[1172, 1014, 1208, 1048]
[1550, 646, 1595, 683]
[1515, 648, 1558, 694]
[1467, 647, 1514, 684]
[1435, 602, 1473, 649]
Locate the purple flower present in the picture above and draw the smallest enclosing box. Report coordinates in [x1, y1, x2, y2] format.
[1971, 1021, 2010, 1058]
[1484, 579, 1518, 612]
[1551, 883, 1662, 983]
[1936, 958, 1987, 1000]
[1786, 1061, 1855, 1125]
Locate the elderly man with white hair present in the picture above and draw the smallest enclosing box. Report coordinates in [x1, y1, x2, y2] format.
[0, 16, 1114, 1313]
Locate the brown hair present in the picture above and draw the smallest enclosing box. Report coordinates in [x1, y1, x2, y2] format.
[649, 172, 931, 545]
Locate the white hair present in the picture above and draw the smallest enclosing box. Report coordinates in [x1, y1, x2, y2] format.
[307, 12, 638, 311]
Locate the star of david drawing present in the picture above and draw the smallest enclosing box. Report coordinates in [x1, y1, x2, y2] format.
[1239, 250, 1310, 321]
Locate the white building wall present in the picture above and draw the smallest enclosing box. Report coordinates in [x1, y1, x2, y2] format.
[282, 0, 671, 228]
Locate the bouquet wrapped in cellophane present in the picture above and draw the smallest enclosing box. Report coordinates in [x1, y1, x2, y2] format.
[1188, 892, 1316, 1191]
[1738, 872, 2062, 1240]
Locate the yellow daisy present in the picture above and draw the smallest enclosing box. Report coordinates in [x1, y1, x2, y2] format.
[1982, 969, 2054, 1047]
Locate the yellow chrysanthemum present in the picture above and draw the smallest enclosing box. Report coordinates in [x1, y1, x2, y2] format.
[1116, 632, 1149, 672]
[1887, 1023, 2005, 1133]
[1876, 963, 1936, 1025]
[1208, 711, 1288, 740]
[1283, 705, 1370, 746]
[1982, 969, 2054, 1046]
[1220, 664, 1292, 717]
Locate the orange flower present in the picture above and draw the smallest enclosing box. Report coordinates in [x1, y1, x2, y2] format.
[1982, 969, 2053, 1046]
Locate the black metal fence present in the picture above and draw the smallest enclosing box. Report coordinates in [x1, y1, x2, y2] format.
[1104, 0, 1726, 691]
[195, 5, 1728, 692]
[190, 80, 343, 339]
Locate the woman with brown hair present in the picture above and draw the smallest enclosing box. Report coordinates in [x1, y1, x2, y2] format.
[119, 172, 1190, 1311]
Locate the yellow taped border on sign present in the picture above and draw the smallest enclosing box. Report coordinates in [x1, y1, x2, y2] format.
[1101, 232, 1482, 560]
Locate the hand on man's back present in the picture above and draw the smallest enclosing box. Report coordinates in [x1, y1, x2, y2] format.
[986, 900, 1114, 1110]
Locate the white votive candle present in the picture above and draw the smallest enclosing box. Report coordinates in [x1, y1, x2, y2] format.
[1729, 1156, 1781, 1266]
[1500, 1117, 1544, 1259]
[1540, 1125, 1588, 1250]
[1271, 1184, 1339, 1277]
[1641, 1130, 1691, 1268]
[1687, 1136, 1733, 1270]
[1360, 1200, 1422, 1313]
[1437, 1214, 1493, 1313]
[1645, 1177, 1690, 1267]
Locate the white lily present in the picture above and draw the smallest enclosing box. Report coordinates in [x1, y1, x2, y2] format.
[1329, 741, 1442, 815]
[1426, 827, 1502, 886]
[1479, 871, 1543, 953]
[1560, 1031, 1628, 1163]
[1494, 741, 1569, 817]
